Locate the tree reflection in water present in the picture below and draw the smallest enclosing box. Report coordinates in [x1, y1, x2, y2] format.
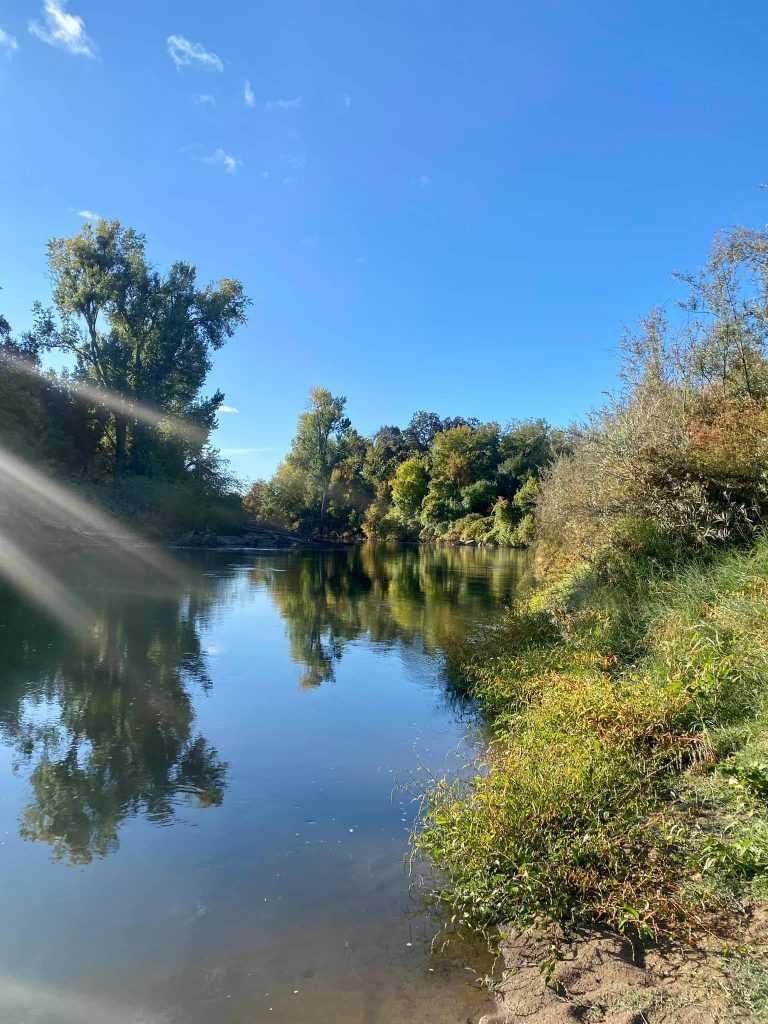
[252, 544, 529, 688]
[0, 545, 528, 864]
[0, 565, 228, 864]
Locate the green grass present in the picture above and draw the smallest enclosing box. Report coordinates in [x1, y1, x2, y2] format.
[415, 533, 768, 941]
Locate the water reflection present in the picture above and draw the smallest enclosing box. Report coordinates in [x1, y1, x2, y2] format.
[0, 545, 528, 865]
[0, 572, 228, 864]
[253, 544, 529, 687]
[0, 545, 529, 1023]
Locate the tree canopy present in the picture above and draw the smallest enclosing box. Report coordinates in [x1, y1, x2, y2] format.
[1, 219, 249, 534]
[248, 391, 559, 544]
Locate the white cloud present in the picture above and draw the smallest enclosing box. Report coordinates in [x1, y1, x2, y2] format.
[167, 34, 223, 72]
[0, 28, 19, 56]
[244, 79, 255, 108]
[219, 404, 239, 414]
[221, 447, 271, 455]
[194, 93, 216, 106]
[343, 93, 352, 110]
[418, 174, 432, 188]
[78, 209, 101, 220]
[266, 96, 302, 111]
[203, 148, 241, 174]
[29, 1, 96, 58]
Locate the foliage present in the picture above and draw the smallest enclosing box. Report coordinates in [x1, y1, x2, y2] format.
[1, 220, 249, 535]
[247, 398, 559, 542]
[0, 571, 227, 863]
[416, 225, 768, 942]
[391, 456, 430, 524]
[537, 229, 768, 569]
[415, 535, 768, 938]
[34, 219, 248, 479]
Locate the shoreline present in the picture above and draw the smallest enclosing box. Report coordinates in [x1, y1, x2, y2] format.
[415, 536, 768, 1022]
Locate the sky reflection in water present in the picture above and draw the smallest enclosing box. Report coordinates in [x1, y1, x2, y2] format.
[0, 545, 530, 1023]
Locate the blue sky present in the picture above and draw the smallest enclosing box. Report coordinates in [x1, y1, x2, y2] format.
[2, 1, 768, 483]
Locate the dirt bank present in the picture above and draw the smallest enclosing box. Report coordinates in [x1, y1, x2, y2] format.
[172, 527, 322, 549]
[479, 910, 768, 1024]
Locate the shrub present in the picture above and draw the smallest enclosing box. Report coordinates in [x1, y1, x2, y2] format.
[415, 536, 768, 937]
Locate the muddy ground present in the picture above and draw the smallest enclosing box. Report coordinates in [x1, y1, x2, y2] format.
[477, 908, 768, 1024]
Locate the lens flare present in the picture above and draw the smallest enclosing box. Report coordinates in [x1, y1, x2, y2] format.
[0, 445, 184, 631]
[0, 529, 88, 632]
[0, 446, 179, 580]
[0, 353, 205, 444]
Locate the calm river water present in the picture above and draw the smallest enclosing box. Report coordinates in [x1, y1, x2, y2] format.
[0, 544, 530, 1024]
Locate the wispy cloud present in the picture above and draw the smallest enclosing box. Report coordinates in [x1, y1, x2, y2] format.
[417, 174, 432, 189]
[244, 79, 255, 108]
[167, 34, 223, 72]
[283, 153, 307, 171]
[0, 28, 19, 56]
[343, 93, 352, 110]
[77, 209, 101, 220]
[203, 148, 241, 174]
[194, 93, 216, 106]
[221, 447, 271, 456]
[219, 404, 239, 414]
[266, 96, 302, 111]
[29, 1, 96, 58]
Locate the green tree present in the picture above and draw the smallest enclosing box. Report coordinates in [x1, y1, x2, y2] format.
[364, 425, 410, 486]
[35, 219, 248, 478]
[0, 310, 47, 457]
[429, 424, 500, 491]
[497, 420, 556, 497]
[391, 456, 429, 523]
[328, 429, 374, 536]
[286, 388, 352, 533]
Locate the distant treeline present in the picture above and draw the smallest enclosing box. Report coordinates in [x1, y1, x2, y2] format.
[1, 219, 563, 545]
[245, 396, 567, 543]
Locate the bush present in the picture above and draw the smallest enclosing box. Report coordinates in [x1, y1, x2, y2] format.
[415, 535, 768, 937]
[109, 476, 248, 537]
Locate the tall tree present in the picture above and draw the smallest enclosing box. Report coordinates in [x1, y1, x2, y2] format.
[34, 219, 248, 477]
[287, 388, 352, 533]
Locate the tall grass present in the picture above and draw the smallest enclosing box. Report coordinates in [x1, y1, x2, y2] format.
[415, 534, 768, 939]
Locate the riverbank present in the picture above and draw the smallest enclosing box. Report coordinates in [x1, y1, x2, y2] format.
[172, 526, 321, 550]
[415, 533, 768, 1021]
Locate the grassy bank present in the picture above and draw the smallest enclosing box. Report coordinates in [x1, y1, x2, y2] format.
[415, 533, 768, 943]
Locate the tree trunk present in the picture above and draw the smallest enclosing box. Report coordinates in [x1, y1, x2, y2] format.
[115, 418, 127, 477]
[319, 483, 328, 536]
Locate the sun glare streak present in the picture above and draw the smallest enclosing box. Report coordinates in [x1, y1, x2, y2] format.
[0, 446, 181, 582]
[0, 530, 88, 632]
[0, 974, 164, 1024]
[1, 353, 206, 444]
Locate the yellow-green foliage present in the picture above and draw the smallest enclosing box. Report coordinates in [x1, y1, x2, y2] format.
[416, 535, 768, 937]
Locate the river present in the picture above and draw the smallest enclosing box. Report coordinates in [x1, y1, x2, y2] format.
[0, 544, 530, 1023]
